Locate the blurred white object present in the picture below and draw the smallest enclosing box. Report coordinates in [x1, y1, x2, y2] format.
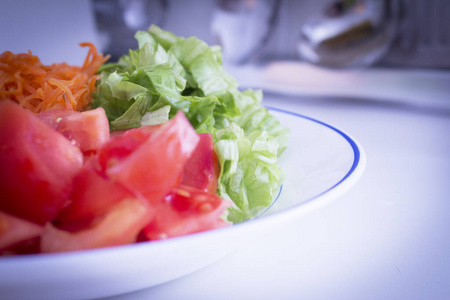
[225, 61, 450, 110]
[301, 2, 385, 47]
[297, 0, 400, 68]
[211, 0, 280, 64]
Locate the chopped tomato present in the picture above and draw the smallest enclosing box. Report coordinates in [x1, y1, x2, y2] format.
[0, 101, 83, 225]
[108, 124, 163, 138]
[0, 211, 44, 252]
[143, 185, 231, 240]
[97, 125, 159, 171]
[55, 160, 135, 222]
[105, 112, 199, 204]
[56, 107, 110, 154]
[0, 102, 231, 256]
[37, 107, 110, 154]
[41, 198, 154, 253]
[36, 109, 77, 130]
[181, 133, 219, 193]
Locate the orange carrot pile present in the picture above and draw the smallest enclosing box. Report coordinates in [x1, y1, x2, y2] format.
[0, 43, 109, 113]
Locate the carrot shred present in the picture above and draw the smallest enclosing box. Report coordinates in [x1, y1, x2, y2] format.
[0, 43, 109, 113]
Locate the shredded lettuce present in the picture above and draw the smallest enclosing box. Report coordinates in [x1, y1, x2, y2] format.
[92, 25, 289, 222]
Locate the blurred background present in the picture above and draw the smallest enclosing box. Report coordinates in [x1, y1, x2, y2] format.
[90, 0, 450, 69]
[5, 0, 445, 109]
[86, 0, 450, 110]
[3, 0, 449, 69]
[1, 1, 450, 299]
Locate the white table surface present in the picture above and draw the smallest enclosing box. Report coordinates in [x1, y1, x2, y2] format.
[1, 1, 450, 299]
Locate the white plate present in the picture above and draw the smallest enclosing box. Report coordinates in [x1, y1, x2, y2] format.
[0, 106, 366, 300]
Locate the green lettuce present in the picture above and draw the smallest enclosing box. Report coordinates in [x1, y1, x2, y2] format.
[214, 124, 284, 222]
[92, 25, 289, 222]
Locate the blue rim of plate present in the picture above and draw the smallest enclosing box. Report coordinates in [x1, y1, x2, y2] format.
[257, 106, 361, 217]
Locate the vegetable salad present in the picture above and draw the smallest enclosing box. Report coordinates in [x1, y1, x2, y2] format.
[0, 26, 289, 255]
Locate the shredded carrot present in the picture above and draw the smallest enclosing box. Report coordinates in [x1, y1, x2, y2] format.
[0, 43, 109, 113]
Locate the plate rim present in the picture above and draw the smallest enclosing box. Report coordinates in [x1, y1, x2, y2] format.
[261, 105, 365, 216]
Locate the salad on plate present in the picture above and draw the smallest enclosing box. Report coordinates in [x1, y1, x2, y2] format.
[0, 26, 289, 255]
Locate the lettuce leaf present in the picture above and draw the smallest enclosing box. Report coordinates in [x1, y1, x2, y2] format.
[92, 25, 289, 221]
[214, 124, 284, 222]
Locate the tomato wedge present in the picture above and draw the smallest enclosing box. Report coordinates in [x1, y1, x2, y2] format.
[97, 125, 160, 171]
[41, 198, 154, 253]
[181, 133, 219, 193]
[56, 107, 110, 154]
[143, 185, 231, 240]
[0, 211, 44, 252]
[105, 112, 199, 204]
[0, 101, 83, 225]
[37, 107, 110, 154]
[36, 109, 77, 130]
[55, 159, 135, 222]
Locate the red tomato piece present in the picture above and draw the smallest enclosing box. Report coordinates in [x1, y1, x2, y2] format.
[105, 112, 199, 204]
[55, 107, 110, 154]
[181, 133, 219, 194]
[0, 101, 83, 225]
[36, 109, 77, 130]
[97, 125, 160, 171]
[143, 185, 232, 240]
[0, 211, 44, 252]
[55, 160, 136, 222]
[41, 198, 154, 253]
[108, 124, 163, 138]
